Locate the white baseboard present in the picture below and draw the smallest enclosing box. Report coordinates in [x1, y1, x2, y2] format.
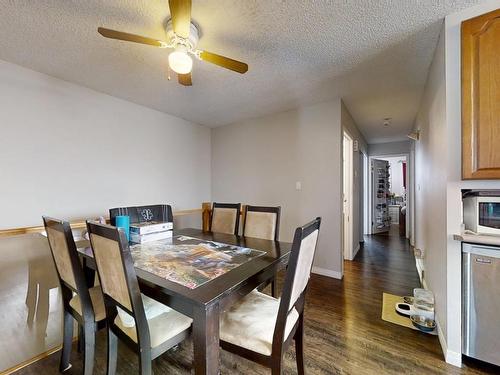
[311, 267, 343, 279]
[436, 317, 462, 367]
[420, 283, 462, 368]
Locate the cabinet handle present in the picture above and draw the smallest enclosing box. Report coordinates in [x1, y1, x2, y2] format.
[475, 258, 492, 264]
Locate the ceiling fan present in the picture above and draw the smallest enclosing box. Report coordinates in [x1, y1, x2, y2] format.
[97, 0, 248, 86]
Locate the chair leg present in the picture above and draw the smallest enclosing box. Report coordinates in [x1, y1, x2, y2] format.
[77, 324, 84, 353]
[82, 323, 95, 375]
[139, 348, 152, 375]
[271, 362, 282, 375]
[271, 279, 278, 298]
[107, 328, 118, 375]
[59, 311, 73, 372]
[295, 315, 305, 375]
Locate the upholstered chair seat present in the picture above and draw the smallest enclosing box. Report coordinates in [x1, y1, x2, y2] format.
[220, 290, 299, 356]
[69, 285, 106, 322]
[115, 307, 193, 348]
[116, 294, 172, 328]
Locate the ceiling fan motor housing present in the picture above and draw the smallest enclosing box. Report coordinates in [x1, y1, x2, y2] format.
[165, 19, 199, 51]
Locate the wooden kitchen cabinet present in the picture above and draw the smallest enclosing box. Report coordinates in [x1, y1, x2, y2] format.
[462, 8, 500, 179]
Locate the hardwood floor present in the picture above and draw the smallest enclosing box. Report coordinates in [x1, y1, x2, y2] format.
[14, 230, 499, 374]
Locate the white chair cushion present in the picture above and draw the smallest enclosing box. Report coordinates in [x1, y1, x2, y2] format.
[220, 290, 299, 356]
[114, 299, 192, 349]
[69, 285, 106, 322]
[117, 294, 172, 328]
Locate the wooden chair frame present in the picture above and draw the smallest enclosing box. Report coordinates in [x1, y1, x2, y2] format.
[209, 202, 241, 235]
[243, 205, 281, 296]
[86, 221, 190, 375]
[220, 217, 321, 375]
[43, 217, 105, 375]
[109, 204, 173, 226]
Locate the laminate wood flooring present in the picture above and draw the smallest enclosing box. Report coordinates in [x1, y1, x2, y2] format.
[14, 231, 499, 374]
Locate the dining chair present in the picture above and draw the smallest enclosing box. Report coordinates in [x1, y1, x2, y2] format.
[43, 217, 106, 375]
[243, 205, 281, 297]
[210, 202, 241, 235]
[86, 221, 192, 375]
[109, 204, 173, 225]
[219, 217, 321, 375]
[243, 205, 281, 241]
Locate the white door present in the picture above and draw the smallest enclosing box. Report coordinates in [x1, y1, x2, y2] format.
[372, 158, 390, 234]
[343, 133, 353, 259]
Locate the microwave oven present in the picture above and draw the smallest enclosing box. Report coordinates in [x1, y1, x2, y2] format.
[463, 194, 500, 235]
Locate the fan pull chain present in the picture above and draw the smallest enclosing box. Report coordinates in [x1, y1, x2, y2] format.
[167, 65, 172, 81]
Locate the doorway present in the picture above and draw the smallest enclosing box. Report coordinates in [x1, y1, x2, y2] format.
[369, 154, 409, 237]
[343, 132, 354, 260]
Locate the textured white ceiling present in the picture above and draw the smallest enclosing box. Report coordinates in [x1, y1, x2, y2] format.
[0, 0, 481, 143]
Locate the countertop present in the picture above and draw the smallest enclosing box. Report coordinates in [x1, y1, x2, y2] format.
[453, 233, 500, 247]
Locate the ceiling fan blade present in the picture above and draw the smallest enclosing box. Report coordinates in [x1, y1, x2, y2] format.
[169, 0, 192, 38]
[199, 51, 248, 74]
[178, 72, 192, 86]
[98, 27, 165, 48]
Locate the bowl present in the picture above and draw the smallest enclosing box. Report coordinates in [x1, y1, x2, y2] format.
[395, 302, 413, 316]
[410, 315, 436, 332]
[403, 296, 414, 304]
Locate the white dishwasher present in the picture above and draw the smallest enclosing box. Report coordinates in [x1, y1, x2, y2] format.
[462, 242, 500, 366]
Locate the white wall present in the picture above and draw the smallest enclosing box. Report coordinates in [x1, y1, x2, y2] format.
[413, 23, 449, 361]
[0, 60, 211, 229]
[368, 140, 410, 156]
[414, 1, 500, 366]
[211, 100, 343, 278]
[341, 101, 368, 257]
[443, 1, 500, 365]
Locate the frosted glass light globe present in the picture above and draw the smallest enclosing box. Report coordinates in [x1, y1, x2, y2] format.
[168, 50, 193, 74]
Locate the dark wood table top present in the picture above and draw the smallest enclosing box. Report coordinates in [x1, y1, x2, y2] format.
[78, 228, 292, 308]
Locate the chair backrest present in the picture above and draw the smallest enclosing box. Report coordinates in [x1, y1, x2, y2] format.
[243, 205, 281, 241]
[86, 221, 149, 346]
[210, 202, 241, 235]
[272, 217, 321, 353]
[43, 216, 94, 319]
[109, 204, 173, 225]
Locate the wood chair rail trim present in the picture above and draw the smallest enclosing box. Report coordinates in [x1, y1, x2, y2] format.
[0, 208, 203, 238]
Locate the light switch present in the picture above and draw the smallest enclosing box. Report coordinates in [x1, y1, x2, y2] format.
[295, 181, 302, 191]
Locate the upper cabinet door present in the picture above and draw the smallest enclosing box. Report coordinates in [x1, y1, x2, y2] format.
[462, 8, 500, 180]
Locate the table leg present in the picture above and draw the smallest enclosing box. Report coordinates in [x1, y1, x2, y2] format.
[193, 303, 220, 375]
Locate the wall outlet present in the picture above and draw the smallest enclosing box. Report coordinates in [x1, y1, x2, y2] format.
[295, 181, 302, 191]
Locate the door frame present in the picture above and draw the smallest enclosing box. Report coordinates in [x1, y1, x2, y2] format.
[368, 153, 411, 238]
[343, 132, 354, 260]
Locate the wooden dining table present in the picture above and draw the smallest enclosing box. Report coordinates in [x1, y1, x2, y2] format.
[78, 228, 292, 375]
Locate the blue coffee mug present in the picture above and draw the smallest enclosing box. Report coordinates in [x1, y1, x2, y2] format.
[115, 215, 130, 241]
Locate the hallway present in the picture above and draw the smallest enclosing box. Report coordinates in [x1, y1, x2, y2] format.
[15, 234, 498, 375]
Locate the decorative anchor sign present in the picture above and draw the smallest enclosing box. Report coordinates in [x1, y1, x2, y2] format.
[141, 208, 154, 221]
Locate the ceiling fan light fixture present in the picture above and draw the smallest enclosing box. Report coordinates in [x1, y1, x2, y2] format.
[168, 46, 193, 74]
[97, 0, 249, 86]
